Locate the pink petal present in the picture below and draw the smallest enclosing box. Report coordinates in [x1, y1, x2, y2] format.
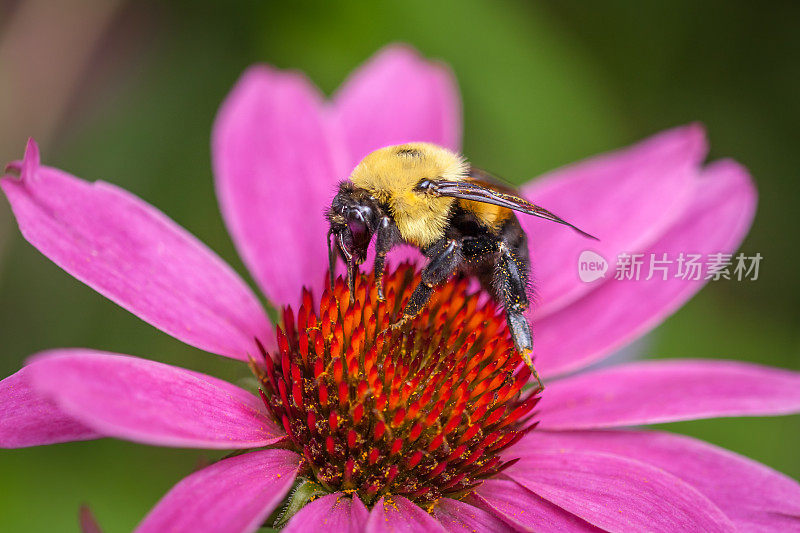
[1, 140, 271, 360]
[523, 124, 705, 317]
[433, 498, 515, 533]
[518, 429, 800, 532]
[331, 45, 460, 274]
[332, 44, 462, 171]
[366, 496, 445, 532]
[537, 359, 800, 429]
[0, 362, 99, 448]
[136, 449, 300, 533]
[533, 159, 757, 377]
[505, 449, 735, 532]
[27, 349, 283, 448]
[212, 45, 461, 309]
[212, 66, 343, 309]
[284, 493, 369, 533]
[472, 479, 598, 532]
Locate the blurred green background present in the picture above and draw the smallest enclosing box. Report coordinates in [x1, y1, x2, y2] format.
[1, 1, 798, 531]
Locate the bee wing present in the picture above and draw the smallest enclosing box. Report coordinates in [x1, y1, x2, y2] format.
[466, 167, 519, 194]
[430, 173, 598, 240]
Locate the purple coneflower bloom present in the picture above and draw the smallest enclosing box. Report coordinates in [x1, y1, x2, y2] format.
[2, 45, 800, 532]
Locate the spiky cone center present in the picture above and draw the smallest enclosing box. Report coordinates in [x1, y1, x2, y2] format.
[253, 263, 540, 508]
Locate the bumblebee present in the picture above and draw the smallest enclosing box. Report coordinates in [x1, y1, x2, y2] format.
[326, 142, 596, 386]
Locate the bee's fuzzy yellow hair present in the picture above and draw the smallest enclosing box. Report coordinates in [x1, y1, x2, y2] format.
[350, 143, 469, 247]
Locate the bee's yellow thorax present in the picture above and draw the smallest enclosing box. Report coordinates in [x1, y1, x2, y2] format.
[349, 143, 468, 247]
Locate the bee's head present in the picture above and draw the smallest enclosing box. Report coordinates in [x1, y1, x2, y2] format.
[327, 182, 382, 296]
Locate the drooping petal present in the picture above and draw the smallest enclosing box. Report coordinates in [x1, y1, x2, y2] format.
[522, 124, 705, 317]
[505, 450, 735, 532]
[517, 429, 800, 532]
[433, 498, 515, 533]
[533, 159, 757, 377]
[79, 504, 103, 533]
[366, 496, 446, 532]
[27, 349, 283, 448]
[284, 493, 369, 533]
[472, 479, 598, 532]
[136, 449, 301, 533]
[212, 66, 343, 308]
[537, 359, 800, 429]
[332, 44, 462, 170]
[1, 139, 271, 360]
[0, 362, 99, 448]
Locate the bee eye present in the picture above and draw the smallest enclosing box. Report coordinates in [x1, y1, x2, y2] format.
[348, 219, 367, 237]
[347, 219, 370, 260]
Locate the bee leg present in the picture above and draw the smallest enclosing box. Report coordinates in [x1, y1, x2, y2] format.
[347, 259, 358, 303]
[496, 242, 544, 392]
[389, 238, 462, 330]
[374, 253, 387, 301]
[373, 216, 401, 301]
[507, 312, 543, 391]
[327, 229, 338, 290]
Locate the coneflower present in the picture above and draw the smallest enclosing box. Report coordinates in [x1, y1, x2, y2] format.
[1, 45, 798, 532]
[254, 265, 539, 509]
